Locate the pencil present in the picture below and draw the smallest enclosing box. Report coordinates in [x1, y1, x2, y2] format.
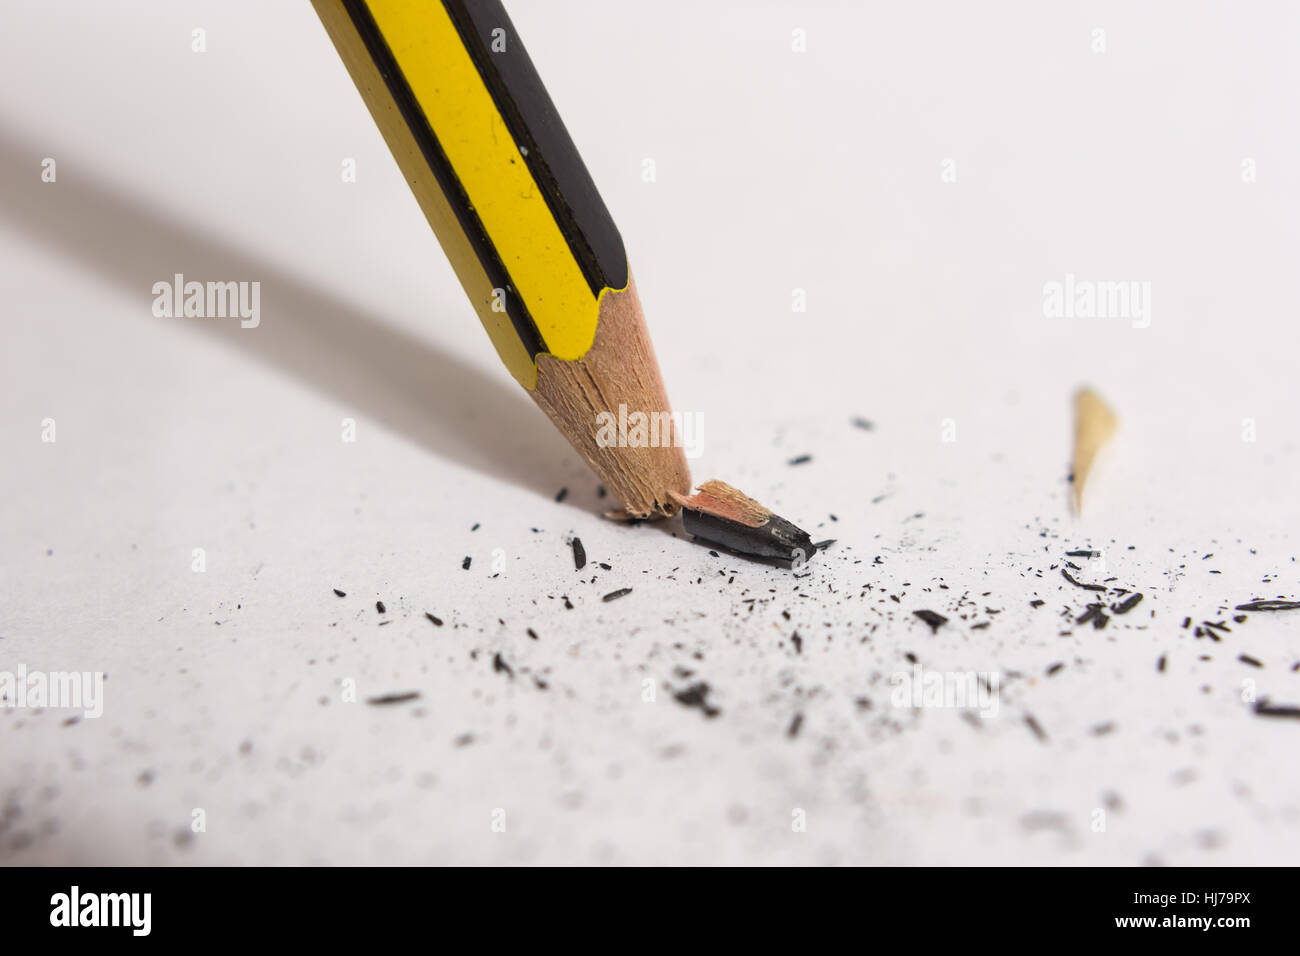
[1071, 387, 1117, 514]
[311, 0, 691, 517]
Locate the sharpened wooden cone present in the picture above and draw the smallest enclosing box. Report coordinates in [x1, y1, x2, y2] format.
[531, 274, 692, 519]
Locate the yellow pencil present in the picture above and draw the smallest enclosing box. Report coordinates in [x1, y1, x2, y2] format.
[311, 0, 690, 517]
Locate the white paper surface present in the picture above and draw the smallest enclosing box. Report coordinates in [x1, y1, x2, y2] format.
[2, 0, 1298, 865]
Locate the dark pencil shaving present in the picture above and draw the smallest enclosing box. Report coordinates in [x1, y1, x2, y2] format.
[1235, 600, 1300, 612]
[367, 691, 420, 706]
[1112, 592, 1143, 615]
[1062, 568, 1106, 592]
[492, 653, 514, 679]
[913, 609, 947, 634]
[673, 681, 720, 718]
[1253, 699, 1300, 720]
[1024, 714, 1048, 742]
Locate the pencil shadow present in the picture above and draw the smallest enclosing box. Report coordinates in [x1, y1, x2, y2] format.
[0, 124, 579, 504]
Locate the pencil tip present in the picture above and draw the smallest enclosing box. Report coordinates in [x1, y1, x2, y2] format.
[1072, 387, 1118, 514]
[674, 480, 815, 569]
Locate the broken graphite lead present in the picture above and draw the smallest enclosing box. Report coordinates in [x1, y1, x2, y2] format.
[669, 480, 817, 569]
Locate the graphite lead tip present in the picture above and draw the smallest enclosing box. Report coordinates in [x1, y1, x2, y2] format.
[669, 480, 818, 569]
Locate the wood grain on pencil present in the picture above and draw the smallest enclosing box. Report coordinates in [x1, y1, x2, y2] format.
[532, 275, 690, 518]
